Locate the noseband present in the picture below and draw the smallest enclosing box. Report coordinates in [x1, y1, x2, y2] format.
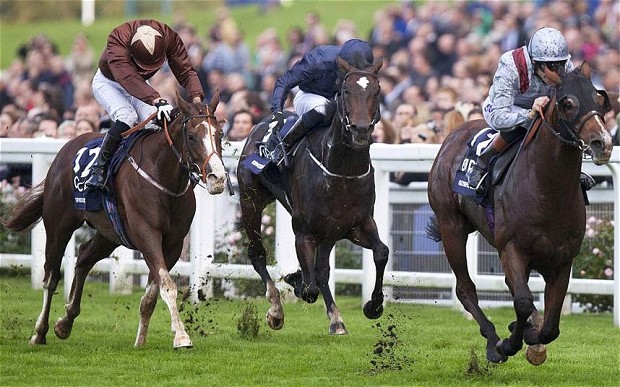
[336, 70, 381, 130]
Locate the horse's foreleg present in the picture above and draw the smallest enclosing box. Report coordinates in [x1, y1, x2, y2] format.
[522, 262, 572, 366]
[156, 268, 192, 349]
[55, 235, 115, 340]
[294, 233, 319, 304]
[497, 246, 534, 359]
[315, 243, 346, 335]
[135, 278, 159, 347]
[349, 219, 388, 320]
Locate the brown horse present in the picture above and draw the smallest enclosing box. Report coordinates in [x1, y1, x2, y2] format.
[427, 63, 613, 364]
[236, 57, 388, 334]
[2, 92, 227, 348]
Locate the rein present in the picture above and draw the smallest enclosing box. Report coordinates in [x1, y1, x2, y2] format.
[124, 108, 223, 196]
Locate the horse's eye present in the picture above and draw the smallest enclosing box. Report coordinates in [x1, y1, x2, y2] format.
[187, 133, 198, 143]
[563, 99, 575, 110]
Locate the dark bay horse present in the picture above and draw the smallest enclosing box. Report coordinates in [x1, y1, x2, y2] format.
[427, 63, 613, 365]
[237, 57, 389, 335]
[2, 92, 227, 348]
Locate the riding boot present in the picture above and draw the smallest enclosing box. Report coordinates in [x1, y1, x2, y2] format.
[85, 130, 124, 190]
[466, 133, 509, 193]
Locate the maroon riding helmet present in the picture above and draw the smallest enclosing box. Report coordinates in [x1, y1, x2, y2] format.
[130, 25, 166, 71]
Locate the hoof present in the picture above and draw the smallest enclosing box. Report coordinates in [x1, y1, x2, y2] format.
[173, 334, 193, 349]
[301, 288, 319, 304]
[486, 345, 508, 364]
[54, 318, 72, 340]
[525, 344, 547, 366]
[363, 301, 383, 319]
[329, 322, 348, 335]
[266, 311, 284, 330]
[29, 335, 46, 345]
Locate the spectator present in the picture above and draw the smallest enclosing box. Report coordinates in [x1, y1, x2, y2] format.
[57, 120, 76, 139]
[226, 109, 255, 142]
[75, 118, 97, 137]
[372, 117, 398, 144]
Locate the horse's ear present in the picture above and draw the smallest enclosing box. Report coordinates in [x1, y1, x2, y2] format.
[176, 90, 190, 114]
[370, 58, 383, 74]
[579, 62, 592, 80]
[336, 55, 352, 73]
[208, 89, 220, 114]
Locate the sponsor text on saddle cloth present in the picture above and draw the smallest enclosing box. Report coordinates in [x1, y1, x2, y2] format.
[241, 114, 299, 175]
[72, 132, 149, 249]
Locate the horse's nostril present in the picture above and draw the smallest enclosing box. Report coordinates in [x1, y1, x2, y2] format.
[589, 140, 603, 151]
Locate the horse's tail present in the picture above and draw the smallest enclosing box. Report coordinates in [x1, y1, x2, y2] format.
[425, 214, 442, 242]
[1, 181, 45, 232]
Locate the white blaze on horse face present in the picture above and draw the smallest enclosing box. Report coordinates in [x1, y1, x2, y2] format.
[200, 120, 227, 187]
[356, 77, 369, 91]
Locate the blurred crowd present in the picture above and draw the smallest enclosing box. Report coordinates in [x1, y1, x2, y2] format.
[1, 0, 619, 195]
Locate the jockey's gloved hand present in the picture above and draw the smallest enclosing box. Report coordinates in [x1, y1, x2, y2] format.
[155, 99, 173, 122]
[272, 110, 284, 129]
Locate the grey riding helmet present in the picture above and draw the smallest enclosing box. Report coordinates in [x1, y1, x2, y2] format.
[527, 27, 570, 62]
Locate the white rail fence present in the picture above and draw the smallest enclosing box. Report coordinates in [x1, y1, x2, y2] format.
[1, 138, 618, 327]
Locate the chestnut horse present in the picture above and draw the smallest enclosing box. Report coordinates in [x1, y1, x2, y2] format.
[236, 57, 388, 334]
[2, 92, 227, 348]
[427, 63, 613, 364]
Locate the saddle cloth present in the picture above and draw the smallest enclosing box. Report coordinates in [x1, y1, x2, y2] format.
[241, 114, 299, 176]
[71, 131, 150, 249]
[452, 127, 498, 203]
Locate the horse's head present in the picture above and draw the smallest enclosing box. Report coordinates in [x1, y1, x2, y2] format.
[547, 62, 613, 165]
[335, 56, 383, 148]
[176, 90, 227, 194]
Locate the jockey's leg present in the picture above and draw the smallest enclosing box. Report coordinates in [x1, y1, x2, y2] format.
[466, 132, 509, 193]
[85, 121, 127, 190]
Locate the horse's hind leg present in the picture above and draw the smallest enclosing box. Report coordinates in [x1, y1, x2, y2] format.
[239, 193, 283, 330]
[348, 218, 389, 320]
[135, 274, 159, 347]
[314, 243, 347, 335]
[55, 233, 117, 340]
[439, 218, 506, 363]
[30, 220, 81, 345]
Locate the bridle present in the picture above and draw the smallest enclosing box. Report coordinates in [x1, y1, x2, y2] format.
[538, 93, 605, 152]
[127, 107, 223, 196]
[335, 70, 381, 131]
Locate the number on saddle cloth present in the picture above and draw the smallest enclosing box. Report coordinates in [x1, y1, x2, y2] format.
[452, 128, 498, 199]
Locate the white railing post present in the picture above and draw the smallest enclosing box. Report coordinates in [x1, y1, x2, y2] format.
[190, 187, 215, 302]
[275, 203, 297, 293]
[364, 166, 391, 303]
[109, 247, 133, 294]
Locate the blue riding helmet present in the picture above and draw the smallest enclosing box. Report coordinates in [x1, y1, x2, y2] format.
[338, 39, 374, 69]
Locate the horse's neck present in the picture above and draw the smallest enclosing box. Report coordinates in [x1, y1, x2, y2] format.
[318, 118, 371, 174]
[523, 124, 582, 188]
[138, 128, 186, 182]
